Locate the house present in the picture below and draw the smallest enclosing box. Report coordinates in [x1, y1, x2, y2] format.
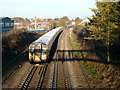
[78, 17, 90, 26]
[0, 17, 14, 33]
[71, 21, 76, 25]
[14, 22, 22, 29]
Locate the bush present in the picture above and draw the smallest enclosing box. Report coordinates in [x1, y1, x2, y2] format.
[2, 29, 43, 64]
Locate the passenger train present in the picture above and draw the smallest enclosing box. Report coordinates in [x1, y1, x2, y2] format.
[29, 27, 62, 63]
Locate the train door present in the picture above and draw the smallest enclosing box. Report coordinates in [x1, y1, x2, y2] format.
[41, 44, 47, 60]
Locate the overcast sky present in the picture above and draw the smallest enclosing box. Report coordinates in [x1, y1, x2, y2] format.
[1, 0, 97, 20]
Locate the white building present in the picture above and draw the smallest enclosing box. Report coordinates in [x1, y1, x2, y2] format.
[78, 18, 90, 26]
[71, 21, 76, 25]
[14, 23, 22, 29]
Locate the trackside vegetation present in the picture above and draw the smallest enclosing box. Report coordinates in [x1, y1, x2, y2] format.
[88, 1, 120, 63]
[2, 29, 45, 76]
[71, 25, 120, 88]
[70, 1, 120, 88]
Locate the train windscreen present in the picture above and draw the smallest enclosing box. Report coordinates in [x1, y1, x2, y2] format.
[35, 44, 41, 56]
[30, 45, 34, 54]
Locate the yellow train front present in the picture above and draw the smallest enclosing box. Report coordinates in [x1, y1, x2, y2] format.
[29, 27, 62, 63]
[29, 43, 48, 62]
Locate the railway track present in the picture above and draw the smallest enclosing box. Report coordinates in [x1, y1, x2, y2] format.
[68, 28, 93, 88]
[63, 30, 72, 89]
[64, 51, 71, 89]
[51, 30, 71, 89]
[51, 52, 72, 89]
[51, 28, 92, 89]
[20, 28, 92, 89]
[52, 57, 71, 89]
[20, 66, 37, 89]
[51, 45, 58, 89]
[36, 65, 47, 89]
[2, 28, 94, 89]
[66, 28, 93, 88]
[20, 64, 47, 89]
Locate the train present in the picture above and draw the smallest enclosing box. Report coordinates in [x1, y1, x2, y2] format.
[29, 27, 63, 63]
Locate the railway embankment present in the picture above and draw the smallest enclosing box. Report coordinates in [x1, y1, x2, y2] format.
[70, 26, 120, 88]
[2, 29, 45, 77]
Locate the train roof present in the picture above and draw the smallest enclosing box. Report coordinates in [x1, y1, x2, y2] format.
[31, 27, 62, 45]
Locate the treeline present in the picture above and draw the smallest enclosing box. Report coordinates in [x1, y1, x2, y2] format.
[2, 29, 43, 65]
[88, 1, 120, 63]
[13, 17, 30, 23]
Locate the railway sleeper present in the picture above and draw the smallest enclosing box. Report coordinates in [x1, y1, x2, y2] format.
[36, 66, 46, 89]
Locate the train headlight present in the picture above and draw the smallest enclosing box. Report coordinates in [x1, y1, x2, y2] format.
[42, 55, 46, 60]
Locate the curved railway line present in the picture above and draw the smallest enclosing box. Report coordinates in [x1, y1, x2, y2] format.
[65, 28, 93, 88]
[2, 28, 93, 89]
[50, 28, 93, 89]
[51, 29, 72, 89]
[41, 28, 92, 89]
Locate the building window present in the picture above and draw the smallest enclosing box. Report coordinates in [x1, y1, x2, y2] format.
[0, 23, 4, 27]
[11, 23, 14, 26]
[5, 23, 9, 27]
[3, 23, 4, 27]
[0, 23, 2, 27]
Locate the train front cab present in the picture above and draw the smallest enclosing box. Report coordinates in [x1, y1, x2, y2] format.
[29, 43, 48, 63]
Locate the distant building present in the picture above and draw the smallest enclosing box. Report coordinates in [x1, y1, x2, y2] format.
[29, 16, 50, 30]
[14, 22, 22, 29]
[14, 22, 29, 29]
[0, 17, 14, 33]
[78, 17, 90, 26]
[71, 21, 76, 25]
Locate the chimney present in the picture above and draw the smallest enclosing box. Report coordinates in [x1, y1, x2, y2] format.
[35, 16, 37, 29]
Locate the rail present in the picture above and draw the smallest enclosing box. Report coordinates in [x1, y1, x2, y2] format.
[55, 51, 58, 88]
[35, 65, 47, 89]
[68, 29, 93, 88]
[64, 29, 71, 89]
[20, 66, 37, 89]
[51, 30, 72, 89]
[64, 50, 71, 89]
[51, 45, 58, 89]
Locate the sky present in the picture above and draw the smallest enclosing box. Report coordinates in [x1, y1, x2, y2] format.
[1, 0, 97, 20]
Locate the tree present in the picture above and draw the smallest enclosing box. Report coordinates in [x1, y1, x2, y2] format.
[50, 20, 57, 30]
[63, 16, 69, 21]
[25, 18, 30, 22]
[75, 17, 81, 22]
[88, 1, 120, 62]
[55, 18, 60, 21]
[59, 18, 65, 26]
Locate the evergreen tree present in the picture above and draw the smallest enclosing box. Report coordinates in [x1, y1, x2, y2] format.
[88, 1, 120, 62]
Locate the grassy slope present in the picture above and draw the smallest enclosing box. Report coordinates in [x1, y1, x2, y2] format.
[70, 26, 120, 88]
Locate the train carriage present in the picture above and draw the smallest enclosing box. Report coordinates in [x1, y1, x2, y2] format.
[29, 27, 62, 63]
